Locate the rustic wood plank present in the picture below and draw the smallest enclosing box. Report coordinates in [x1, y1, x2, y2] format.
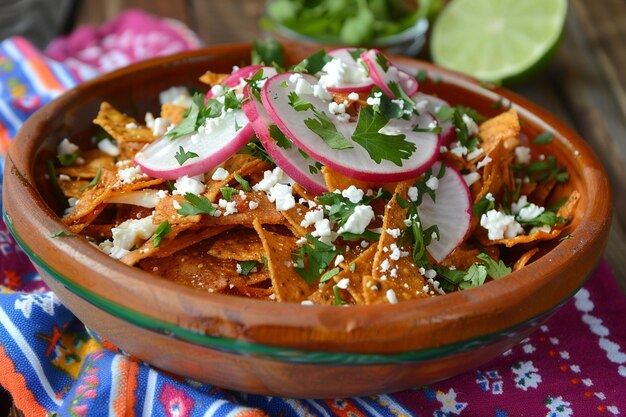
[74, 0, 192, 26]
[189, 0, 264, 44]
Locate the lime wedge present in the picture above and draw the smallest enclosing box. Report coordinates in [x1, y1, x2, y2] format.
[430, 0, 567, 84]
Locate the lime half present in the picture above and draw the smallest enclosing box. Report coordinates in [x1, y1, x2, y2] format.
[430, 0, 567, 84]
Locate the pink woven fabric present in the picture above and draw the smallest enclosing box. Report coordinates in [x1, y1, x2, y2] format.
[45, 9, 201, 81]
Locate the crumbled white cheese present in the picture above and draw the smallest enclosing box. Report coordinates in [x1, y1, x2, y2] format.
[425, 176, 439, 190]
[294, 78, 313, 95]
[125, 122, 138, 129]
[300, 209, 324, 228]
[467, 148, 484, 160]
[334, 254, 345, 266]
[480, 210, 524, 240]
[117, 165, 144, 184]
[518, 203, 544, 221]
[267, 183, 295, 211]
[530, 225, 552, 234]
[341, 185, 364, 204]
[366, 96, 381, 106]
[211, 167, 229, 181]
[386, 289, 398, 304]
[328, 101, 346, 115]
[312, 83, 332, 101]
[210, 84, 225, 97]
[476, 154, 493, 169]
[380, 259, 391, 272]
[152, 117, 171, 136]
[301, 300, 314, 306]
[450, 144, 468, 157]
[515, 146, 532, 164]
[172, 175, 205, 196]
[99, 215, 158, 259]
[159, 86, 191, 106]
[338, 205, 375, 235]
[58, 174, 71, 181]
[318, 58, 369, 89]
[57, 138, 79, 155]
[407, 186, 419, 202]
[386, 228, 401, 239]
[248, 201, 259, 210]
[253, 167, 291, 192]
[462, 113, 479, 135]
[511, 195, 529, 214]
[97, 137, 119, 157]
[348, 92, 359, 101]
[218, 198, 238, 216]
[336, 277, 350, 289]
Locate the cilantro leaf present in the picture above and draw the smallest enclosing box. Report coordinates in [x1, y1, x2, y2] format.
[292, 234, 341, 284]
[459, 264, 488, 289]
[174, 146, 199, 166]
[476, 253, 511, 279]
[333, 285, 348, 305]
[252, 38, 284, 67]
[177, 193, 217, 216]
[58, 152, 79, 166]
[152, 220, 171, 247]
[351, 106, 415, 165]
[473, 194, 495, 217]
[233, 173, 251, 191]
[269, 124, 292, 149]
[80, 167, 102, 191]
[516, 210, 563, 227]
[220, 186, 239, 201]
[222, 89, 242, 111]
[320, 267, 341, 283]
[375, 52, 389, 72]
[49, 230, 76, 238]
[238, 136, 274, 164]
[290, 49, 330, 75]
[533, 131, 554, 145]
[238, 260, 258, 275]
[304, 109, 353, 150]
[415, 69, 428, 84]
[288, 91, 314, 111]
[435, 105, 455, 122]
[166, 93, 202, 140]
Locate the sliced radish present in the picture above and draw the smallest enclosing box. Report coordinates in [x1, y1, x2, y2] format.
[360, 49, 418, 98]
[262, 72, 439, 182]
[206, 65, 263, 99]
[416, 162, 472, 263]
[241, 67, 328, 195]
[134, 110, 254, 180]
[413, 92, 456, 146]
[320, 48, 374, 94]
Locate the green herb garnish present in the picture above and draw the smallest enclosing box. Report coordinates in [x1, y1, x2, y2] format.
[80, 167, 102, 191]
[233, 173, 251, 191]
[152, 221, 171, 247]
[174, 146, 199, 166]
[238, 260, 259, 275]
[177, 193, 218, 216]
[292, 234, 341, 284]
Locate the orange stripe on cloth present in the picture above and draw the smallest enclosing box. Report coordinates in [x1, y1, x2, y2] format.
[0, 344, 49, 417]
[13, 37, 65, 91]
[0, 122, 11, 155]
[113, 357, 139, 417]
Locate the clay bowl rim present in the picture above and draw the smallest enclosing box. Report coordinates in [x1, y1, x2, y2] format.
[3, 43, 612, 360]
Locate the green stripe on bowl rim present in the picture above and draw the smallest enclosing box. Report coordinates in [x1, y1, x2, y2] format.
[3, 205, 575, 365]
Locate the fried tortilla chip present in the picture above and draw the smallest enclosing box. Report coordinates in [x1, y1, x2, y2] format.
[57, 149, 116, 178]
[477, 227, 561, 248]
[556, 190, 581, 224]
[474, 141, 513, 203]
[93, 102, 155, 143]
[199, 71, 229, 86]
[479, 108, 521, 153]
[513, 247, 540, 271]
[205, 227, 265, 261]
[161, 103, 187, 125]
[205, 157, 272, 201]
[322, 166, 396, 194]
[253, 218, 313, 302]
[363, 181, 432, 304]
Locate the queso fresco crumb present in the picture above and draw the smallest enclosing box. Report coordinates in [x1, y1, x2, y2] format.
[53, 47, 579, 305]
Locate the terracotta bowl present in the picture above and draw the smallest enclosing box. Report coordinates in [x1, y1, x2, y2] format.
[2, 44, 612, 398]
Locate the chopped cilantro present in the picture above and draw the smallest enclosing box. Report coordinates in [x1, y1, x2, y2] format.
[269, 124, 292, 149]
[49, 230, 76, 238]
[415, 69, 428, 84]
[238, 136, 274, 164]
[233, 173, 251, 191]
[559, 234, 572, 241]
[435, 105, 454, 122]
[252, 38, 284, 67]
[333, 285, 347, 306]
[177, 193, 217, 216]
[166, 180, 176, 192]
[352, 106, 415, 165]
[260, 256, 269, 268]
[304, 109, 353, 149]
[452, 109, 479, 151]
[349, 263, 356, 272]
[288, 91, 314, 112]
[317, 188, 387, 232]
[174, 146, 199, 166]
[222, 89, 242, 111]
[516, 210, 563, 227]
[152, 221, 171, 247]
[458, 264, 488, 290]
[320, 267, 341, 283]
[292, 234, 341, 284]
[289, 49, 331, 75]
[455, 105, 486, 124]
[238, 260, 258, 275]
[476, 253, 511, 279]
[166, 93, 202, 140]
[375, 52, 389, 72]
[348, 48, 366, 62]
[533, 131, 554, 145]
[220, 186, 239, 201]
[80, 167, 102, 191]
[58, 152, 79, 166]
[473, 194, 495, 217]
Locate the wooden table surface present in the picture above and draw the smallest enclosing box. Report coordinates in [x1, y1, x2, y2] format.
[73, 0, 626, 292]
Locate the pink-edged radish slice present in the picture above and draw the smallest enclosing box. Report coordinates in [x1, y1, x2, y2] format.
[241, 67, 328, 195]
[205, 65, 263, 99]
[320, 48, 374, 94]
[360, 49, 418, 98]
[416, 162, 472, 263]
[412, 92, 456, 146]
[134, 110, 254, 180]
[262, 72, 440, 182]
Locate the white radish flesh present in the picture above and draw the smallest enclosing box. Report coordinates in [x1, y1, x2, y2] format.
[242, 68, 327, 195]
[361, 49, 418, 98]
[322, 48, 374, 93]
[262, 72, 440, 182]
[413, 92, 456, 146]
[134, 110, 254, 180]
[416, 162, 472, 263]
[205, 65, 263, 99]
